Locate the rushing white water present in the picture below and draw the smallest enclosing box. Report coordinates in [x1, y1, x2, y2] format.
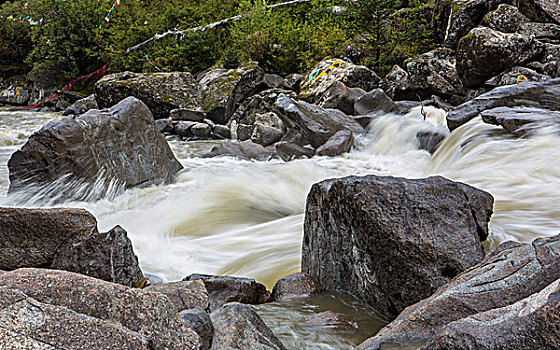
[1, 105, 559, 349]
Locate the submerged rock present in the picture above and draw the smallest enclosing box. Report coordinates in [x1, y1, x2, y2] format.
[183, 274, 268, 311]
[302, 175, 493, 320]
[456, 27, 545, 88]
[0, 268, 201, 349]
[95, 72, 201, 119]
[0, 288, 152, 349]
[358, 234, 560, 349]
[301, 310, 356, 330]
[447, 78, 560, 130]
[421, 277, 560, 350]
[203, 140, 276, 161]
[8, 97, 183, 201]
[210, 302, 286, 350]
[0, 207, 143, 287]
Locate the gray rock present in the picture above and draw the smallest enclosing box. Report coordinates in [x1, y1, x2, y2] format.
[95, 72, 201, 119]
[358, 234, 560, 349]
[199, 64, 265, 124]
[261, 74, 285, 89]
[156, 118, 174, 133]
[147, 280, 210, 311]
[63, 94, 98, 116]
[191, 123, 212, 139]
[315, 130, 354, 157]
[302, 175, 493, 320]
[0, 84, 30, 105]
[203, 140, 276, 161]
[485, 66, 550, 87]
[417, 131, 446, 154]
[456, 27, 545, 88]
[298, 58, 380, 103]
[275, 142, 315, 161]
[518, 0, 560, 23]
[421, 277, 560, 350]
[183, 274, 268, 311]
[443, 0, 504, 49]
[175, 121, 197, 139]
[354, 89, 398, 115]
[213, 125, 231, 139]
[518, 21, 560, 39]
[282, 73, 302, 91]
[250, 123, 284, 147]
[0, 207, 143, 287]
[318, 81, 366, 115]
[481, 106, 560, 134]
[269, 273, 321, 302]
[280, 128, 308, 146]
[447, 78, 560, 130]
[0, 268, 201, 349]
[274, 95, 364, 149]
[302, 310, 357, 330]
[230, 89, 295, 131]
[179, 309, 213, 350]
[0, 288, 152, 349]
[210, 302, 286, 350]
[8, 97, 183, 201]
[382, 65, 409, 100]
[170, 108, 206, 122]
[483, 4, 529, 32]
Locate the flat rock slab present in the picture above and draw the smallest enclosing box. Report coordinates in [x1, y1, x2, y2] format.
[358, 234, 560, 349]
[147, 280, 210, 311]
[303, 175, 493, 320]
[447, 78, 560, 130]
[0, 288, 151, 350]
[8, 97, 183, 202]
[421, 277, 560, 350]
[0, 268, 200, 349]
[481, 106, 560, 135]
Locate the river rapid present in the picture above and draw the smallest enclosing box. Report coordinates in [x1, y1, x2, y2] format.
[1, 106, 559, 349]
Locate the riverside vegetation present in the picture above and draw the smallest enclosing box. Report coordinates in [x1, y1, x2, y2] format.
[1, 0, 560, 349]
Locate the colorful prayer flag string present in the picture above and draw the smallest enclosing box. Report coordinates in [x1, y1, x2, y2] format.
[98, 0, 120, 30]
[6, 14, 43, 25]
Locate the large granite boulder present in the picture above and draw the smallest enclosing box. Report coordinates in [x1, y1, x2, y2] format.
[274, 95, 364, 149]
[481, 106, 560, 134]
[0, 288, 152, 349]
[199, 64, 265, 125]
[316, 81, 366, 115]
[183, 274, 268, 311]
[302, 175, 493, 320]
[358, 234, 560, 349]
[446, 78, 560, 130]
[0, 268, 201, 349]
[483, 4, 529, 32]
[421, 277, 560, 350]
[95, 72, 201, 119]
[8, 97, 183, 201]
[147, 280, 210, 311]
[443, 0, 505, 49]
[518, 0, 560, 23]
[0, 84, 30, 105]
[0, 207, 143, 287]
[456, 27, 545, 87]
[298, 58, 380, 103]
[210, 302, 286, 350]
[354, 89, 398, 115]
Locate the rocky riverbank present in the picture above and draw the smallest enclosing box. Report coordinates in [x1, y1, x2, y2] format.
[1, 0, 560, 348]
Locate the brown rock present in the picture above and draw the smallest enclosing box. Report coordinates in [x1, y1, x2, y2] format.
[147, 280, 210, 311]
[269, 273, 321, 302]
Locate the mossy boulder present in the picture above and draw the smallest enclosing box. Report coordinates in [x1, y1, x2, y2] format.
[95, 71, 202, 119]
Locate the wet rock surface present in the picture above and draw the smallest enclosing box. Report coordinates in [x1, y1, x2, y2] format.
[481, 106, 560, 135]
[275, 142, 315, 161]
[183, 274, 268, 311]
[203, 140, 276, 161]
[95, 72, 201, 119]
[303, 175, 493, 320]
[8, 97, 183, 201]
[274, 95, 364, 149]
[0, 207, 143, 287]
[268, 273, 322, 302]
[210, 302, 286, 350]
[447, 78, 560, 130]
[358, 234, 560, 349]
[315, 129, 354, 157]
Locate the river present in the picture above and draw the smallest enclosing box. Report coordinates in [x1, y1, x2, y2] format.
[1, 106, 559, 349]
